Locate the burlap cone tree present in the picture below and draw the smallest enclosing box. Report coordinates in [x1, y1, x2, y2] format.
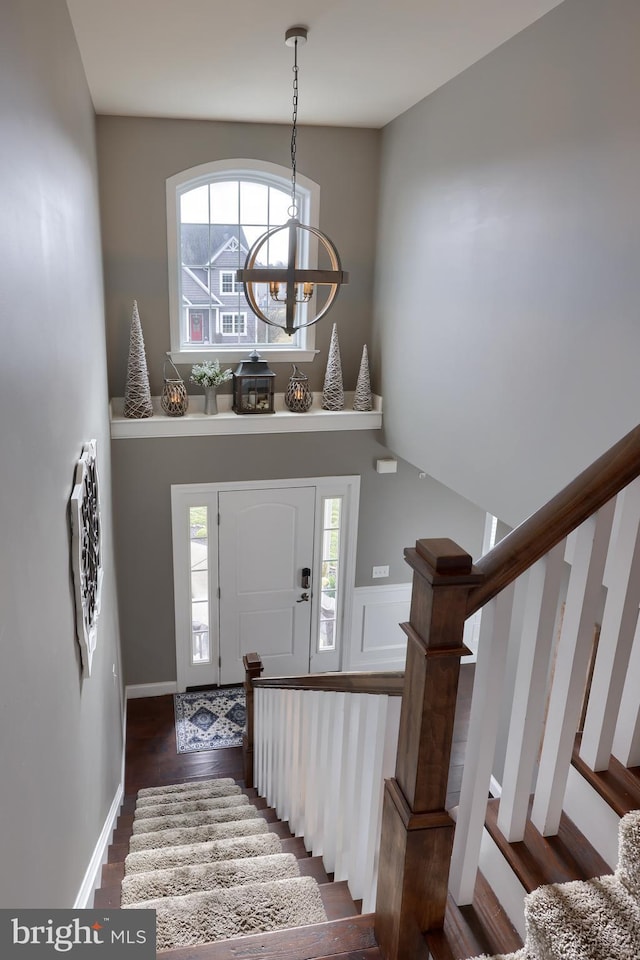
[123, 300, 153, 419]
[321, 323, 344, 411]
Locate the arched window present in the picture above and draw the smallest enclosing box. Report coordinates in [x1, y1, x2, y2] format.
[167, 159, 320, 362]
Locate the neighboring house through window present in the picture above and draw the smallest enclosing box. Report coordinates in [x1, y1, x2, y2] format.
[166, 159, 321, 363]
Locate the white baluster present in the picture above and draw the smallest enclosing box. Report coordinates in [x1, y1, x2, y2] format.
[581, 480, 640, 770]
[531, 501, 615, 836]
[365, 694, 401, 913]
[254, 687, 264, 796]
[350, 694, 388, 903]
[288, 689, 304, 835]
[613, 615, 640, 767]
[302, 692, 322, 851]
[498, 543, 567, 841]
[335, 694, 365, 881]
[449, 582, 517, 905]
[322, 691, 347, 874]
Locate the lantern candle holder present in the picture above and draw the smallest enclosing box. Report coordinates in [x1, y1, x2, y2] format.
[285, 364, 313, 412]
[233, 351, 276, 415]
[161, 356, 188, 416]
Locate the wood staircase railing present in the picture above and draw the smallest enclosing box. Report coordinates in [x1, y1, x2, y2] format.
[244, 422, 640, 960]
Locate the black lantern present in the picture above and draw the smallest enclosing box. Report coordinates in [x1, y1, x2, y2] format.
[233, 351, 276, 415]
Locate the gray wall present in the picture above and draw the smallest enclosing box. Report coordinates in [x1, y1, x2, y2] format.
[100, 113, 486, 687]
[113, 431, 484, 685]
[0, 0, 124, 906]
[96, 116, 381, 396]
[374, 0, 640, 528]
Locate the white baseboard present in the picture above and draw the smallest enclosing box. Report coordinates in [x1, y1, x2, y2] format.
[347, 583, 411, 672]
[126, 680, 178, 700]
[74, 780, 123, 909]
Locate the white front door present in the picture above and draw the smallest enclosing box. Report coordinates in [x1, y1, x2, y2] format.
[218, 487, 315, 684]
[171, 477, 360, 692]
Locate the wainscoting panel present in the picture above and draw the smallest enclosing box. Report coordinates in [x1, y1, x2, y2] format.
[347, 584, 412, 672]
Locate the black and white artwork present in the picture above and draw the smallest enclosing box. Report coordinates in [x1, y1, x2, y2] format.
[70, 440, 103, 677]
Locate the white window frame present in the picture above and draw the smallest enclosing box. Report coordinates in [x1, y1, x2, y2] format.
[219, 312, 247, 337]
[167, 158, 321, 364]
[219, 271, 241, 296]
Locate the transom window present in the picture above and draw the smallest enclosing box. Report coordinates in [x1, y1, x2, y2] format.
[167, 159, 321, 363]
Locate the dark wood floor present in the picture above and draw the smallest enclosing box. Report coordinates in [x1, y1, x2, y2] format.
[124, 663, 475, 803]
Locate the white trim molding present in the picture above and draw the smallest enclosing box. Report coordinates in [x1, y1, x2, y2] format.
[126, 681, 179, 700]
[74, 782, 123, 908]
[347, 583, 412, 672]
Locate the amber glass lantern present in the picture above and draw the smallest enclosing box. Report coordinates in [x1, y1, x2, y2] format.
[232, 351, 276, 415]
[285, 364, 312, 412]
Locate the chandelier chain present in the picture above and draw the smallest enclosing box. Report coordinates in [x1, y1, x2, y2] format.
[290, 37, 299, 215]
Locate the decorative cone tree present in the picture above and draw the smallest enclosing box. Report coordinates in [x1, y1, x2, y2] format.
[321, 323, 344, 411]
[353, 344, 373, 411]
[123, 300, 153, 419]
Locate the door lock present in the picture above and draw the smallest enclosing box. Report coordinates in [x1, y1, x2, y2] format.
[301, 567, 311, 589]
[297, 592, 310, 603]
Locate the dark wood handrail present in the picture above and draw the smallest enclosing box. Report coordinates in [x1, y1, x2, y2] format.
[466, 423, 640, 617]
[254, 671, 404, 696]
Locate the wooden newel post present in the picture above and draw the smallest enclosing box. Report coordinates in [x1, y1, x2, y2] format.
[375, 539, 483, 960]
[242, 651, 263, 789]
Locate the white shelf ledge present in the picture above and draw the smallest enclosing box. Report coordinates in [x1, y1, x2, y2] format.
[110, 393, 382, 439]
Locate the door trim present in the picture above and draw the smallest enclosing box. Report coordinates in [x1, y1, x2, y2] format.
[171, 476, 360, 691]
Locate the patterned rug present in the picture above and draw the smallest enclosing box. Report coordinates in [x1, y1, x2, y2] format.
[174, 688, 246, 753]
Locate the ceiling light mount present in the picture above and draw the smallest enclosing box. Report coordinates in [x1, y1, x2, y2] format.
[236, 24, 348, 337]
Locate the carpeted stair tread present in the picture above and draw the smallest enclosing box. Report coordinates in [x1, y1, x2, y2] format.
[525, 873, 640, 960]
[128, 816, 267, 853]
[121, 853, 300, 904]
[149, 914, 378, 960]
[137, 778, 237, 798]
[123, 875, 328, 950]
[136, 782, 241, 807]
[134, 794, 249, 820]
[132, 804, 260, 835]
[125, 832, 283, 875]
[468, 811, 640, 960]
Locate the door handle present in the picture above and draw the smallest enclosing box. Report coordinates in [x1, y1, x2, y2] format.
[301, 567, 311, 589]
[297, 592, 310, 603]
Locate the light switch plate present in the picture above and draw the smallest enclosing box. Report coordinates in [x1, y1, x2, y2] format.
[372, 565, 390, 578]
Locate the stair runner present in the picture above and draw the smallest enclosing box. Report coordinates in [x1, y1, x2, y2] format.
[121, 777, 328, 951]
[470, 810, 640, 960]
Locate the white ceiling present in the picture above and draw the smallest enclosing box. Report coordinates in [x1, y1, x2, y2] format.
[65, 0, 565, 129]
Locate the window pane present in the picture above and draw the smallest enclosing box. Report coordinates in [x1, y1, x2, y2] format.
[190, 507, 210, 664]
[319, 619, 335, 651]
[181, 186, 209, 224]
[269, 186, 291, 225]
[323, 497, 341, 529]
[210, 181, 239, 224]
[191, 604, 210, 663]
[322, 528, 339, 561]
[177, 172, 309, 351]
[241, 181, 269, 224]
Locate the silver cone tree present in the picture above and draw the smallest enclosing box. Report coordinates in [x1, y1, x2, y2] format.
[123, 300, 153, 419]
[321, 323, 344, 411]
[353, 344, 373, 411]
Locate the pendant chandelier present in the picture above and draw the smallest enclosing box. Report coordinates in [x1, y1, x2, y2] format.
[236, 26, 349, 337]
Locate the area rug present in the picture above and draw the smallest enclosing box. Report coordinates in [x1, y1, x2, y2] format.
[174, 687, 246, 753]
